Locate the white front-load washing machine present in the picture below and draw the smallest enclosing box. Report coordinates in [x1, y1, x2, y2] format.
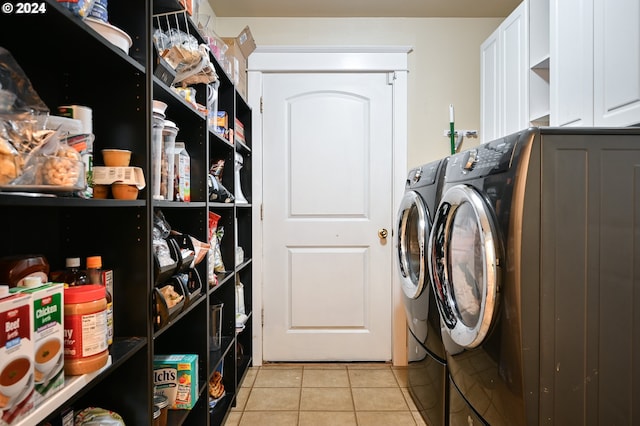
[396, 158, 448, 426]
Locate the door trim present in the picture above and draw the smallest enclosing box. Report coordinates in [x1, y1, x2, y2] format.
[248, 46, 410, 366]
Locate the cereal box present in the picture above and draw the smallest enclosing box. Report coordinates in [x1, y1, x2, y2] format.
[11, 283, 65, 405]
[153, 354, 198, 409]
[0, 289, 34, 424]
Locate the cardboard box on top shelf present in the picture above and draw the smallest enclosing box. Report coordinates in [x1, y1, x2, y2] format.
[222, 26, 256, 100]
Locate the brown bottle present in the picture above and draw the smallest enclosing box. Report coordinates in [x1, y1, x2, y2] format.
[62, 257, 88, 286]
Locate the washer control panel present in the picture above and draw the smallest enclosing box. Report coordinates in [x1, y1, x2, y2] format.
[447, 133, 520, 181]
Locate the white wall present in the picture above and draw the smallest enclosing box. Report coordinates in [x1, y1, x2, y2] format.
[201, 11, 501, 167]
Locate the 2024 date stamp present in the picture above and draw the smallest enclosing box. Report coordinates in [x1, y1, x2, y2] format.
[2, 2, 47, 14]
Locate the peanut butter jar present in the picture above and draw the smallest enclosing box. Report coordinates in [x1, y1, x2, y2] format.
[63, 284, 109, 375]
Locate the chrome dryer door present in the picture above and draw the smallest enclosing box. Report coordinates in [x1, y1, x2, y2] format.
[396, 191, 431, 300]
[428, 184, 501, 348]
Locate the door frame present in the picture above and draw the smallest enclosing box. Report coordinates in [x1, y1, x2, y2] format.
[248, 46, 411, 366]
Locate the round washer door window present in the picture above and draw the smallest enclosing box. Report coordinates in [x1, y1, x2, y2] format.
[428, 184, 501, 348]
[396, 191, 431, 299]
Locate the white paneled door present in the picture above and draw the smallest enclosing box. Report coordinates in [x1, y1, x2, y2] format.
[261, 72, 394, 361]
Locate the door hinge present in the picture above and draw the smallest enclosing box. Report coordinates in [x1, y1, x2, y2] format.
[387, 71, 397, 85]
[260, 96, 263, 114]
[260, 203, 264, 221]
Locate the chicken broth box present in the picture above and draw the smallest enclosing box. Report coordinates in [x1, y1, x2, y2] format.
[0, 289, 34, 425]
[10, 282, 64, 404]
[153, 354, 198, 410]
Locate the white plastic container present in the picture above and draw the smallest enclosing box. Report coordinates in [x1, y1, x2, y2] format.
[57, 105, 92, 134]
[161, 120, 179, 201]
[85, 18, 132, 54]
[151, 112, 165, 200]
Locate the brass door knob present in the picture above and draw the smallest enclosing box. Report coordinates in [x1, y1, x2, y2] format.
[378, 228, 389, 239]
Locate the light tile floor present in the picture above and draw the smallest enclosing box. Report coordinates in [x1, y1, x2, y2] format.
[223, 363, 428, 426]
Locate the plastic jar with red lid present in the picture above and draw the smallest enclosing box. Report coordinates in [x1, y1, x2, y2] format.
[64, 284, 109, 375]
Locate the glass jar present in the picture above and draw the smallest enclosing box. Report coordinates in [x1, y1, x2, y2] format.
[62, 257, 88, 286]
[154, 394, 169, 426]
[153, 405, 160, 426]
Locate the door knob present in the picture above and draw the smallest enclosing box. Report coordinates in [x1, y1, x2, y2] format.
[378, 228, 389, 239]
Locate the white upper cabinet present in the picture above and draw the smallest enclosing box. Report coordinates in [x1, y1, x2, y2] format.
[502, 4, 530, 136]
[480, 1, 529, 143]
[550, 0, 594, 126]
[551, 0, 640, 127]
[481, 30, 500, 143]
[593, 0, 640, 126]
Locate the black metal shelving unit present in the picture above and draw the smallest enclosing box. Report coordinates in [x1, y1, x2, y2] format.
[0, 1, 252, 424]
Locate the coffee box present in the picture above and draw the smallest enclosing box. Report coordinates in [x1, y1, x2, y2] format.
[0, 289, 34, 424]
[153, 354, 198, 409]
[11, 283, 65, 405]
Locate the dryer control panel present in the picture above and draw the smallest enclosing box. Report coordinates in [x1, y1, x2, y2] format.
[407, 159, 442, 188]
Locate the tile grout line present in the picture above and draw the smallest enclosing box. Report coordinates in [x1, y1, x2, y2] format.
[297, 366, 303, 426]
[237, 365, 255, 424]
[345, 365, 360, 426]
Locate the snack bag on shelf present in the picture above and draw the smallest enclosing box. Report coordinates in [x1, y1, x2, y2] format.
[10, 130, 85, 189]
[208, 212, 225, 286]
[0, 47, 53, 186]
[208, 159, 234, 203]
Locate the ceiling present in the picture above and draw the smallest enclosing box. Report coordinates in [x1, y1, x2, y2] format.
[209, 0, 522, 18]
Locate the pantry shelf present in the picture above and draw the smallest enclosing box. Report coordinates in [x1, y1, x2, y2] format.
[0, 1, 252, 424]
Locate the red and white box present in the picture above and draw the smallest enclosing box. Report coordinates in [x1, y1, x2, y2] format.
[0, 290, 34, 424]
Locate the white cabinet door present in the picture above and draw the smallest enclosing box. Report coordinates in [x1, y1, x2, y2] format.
[481, 30, 500, 143]
[501, 2, 529, 136]
[593, 0, 640, 126]
[550, 0, 594, 126]
[480, 1, 528, 143]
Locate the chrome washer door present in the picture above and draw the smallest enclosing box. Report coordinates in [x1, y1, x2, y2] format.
[396, 191, 431, 299]
[428, 184, 501, 348]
